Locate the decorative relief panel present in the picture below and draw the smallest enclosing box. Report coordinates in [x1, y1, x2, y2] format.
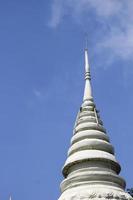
[60, 192, 132, 200]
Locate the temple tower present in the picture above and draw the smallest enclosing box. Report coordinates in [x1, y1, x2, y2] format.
[58, 48, 132, 200]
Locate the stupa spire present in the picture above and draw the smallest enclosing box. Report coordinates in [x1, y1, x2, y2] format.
[58, 47, 132, 200]
[83, 48, 92, 101]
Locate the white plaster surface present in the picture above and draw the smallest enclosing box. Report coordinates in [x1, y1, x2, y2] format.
[57, 49, 132, 200]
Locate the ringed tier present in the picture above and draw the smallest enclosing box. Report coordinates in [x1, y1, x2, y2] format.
[58, 48, 132, 200]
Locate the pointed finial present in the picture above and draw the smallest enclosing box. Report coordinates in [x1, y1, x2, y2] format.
[85, 48, 91, 80]
[9, 195, 12, 200]
[83, 46, 92, 101]
[84, 33, 91, 80]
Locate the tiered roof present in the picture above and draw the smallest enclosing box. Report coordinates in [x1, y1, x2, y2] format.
[58, 49, 132, 200]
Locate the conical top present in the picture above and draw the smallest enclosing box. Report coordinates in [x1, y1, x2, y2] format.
[58, 49, 132, 200]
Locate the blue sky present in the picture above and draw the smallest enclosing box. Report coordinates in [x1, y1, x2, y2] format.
[0, 0, 133, 199]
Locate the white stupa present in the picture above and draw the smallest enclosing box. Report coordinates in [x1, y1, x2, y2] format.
[58, 48, 132, 200]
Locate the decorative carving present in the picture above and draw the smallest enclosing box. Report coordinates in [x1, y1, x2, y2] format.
[89, 193, 97, 199]
[60, 191, 132, 200]
[105, 193, 113, 199]
[98, 194, 102, 198]
[115, 195, 120, 200]
[121, 195, 127, 200]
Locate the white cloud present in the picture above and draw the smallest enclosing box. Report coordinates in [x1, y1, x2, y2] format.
[48, 0, 133, 62]
[48, 0, 65, 28]
[98, 26, 133, 60]
[49, 0, 123, 27]
[80, 0, 122, 17]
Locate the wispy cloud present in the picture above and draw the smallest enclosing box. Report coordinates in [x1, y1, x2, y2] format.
[48, 0, 65, 28]
[33, 89, 42, 98]
[49, 0, 122, 27]
[48, 0, 133, 62]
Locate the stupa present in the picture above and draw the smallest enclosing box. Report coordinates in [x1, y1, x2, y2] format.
[58, 48, 132, 200]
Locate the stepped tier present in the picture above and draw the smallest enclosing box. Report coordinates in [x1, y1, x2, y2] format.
[58, 49, 132, 200]
[61, 98, 124, 192]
